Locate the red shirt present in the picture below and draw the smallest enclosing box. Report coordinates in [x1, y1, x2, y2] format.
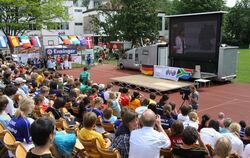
[119, 93, 130, 107]
[35, 103, 49, 112]
[170, 135, 183, 147]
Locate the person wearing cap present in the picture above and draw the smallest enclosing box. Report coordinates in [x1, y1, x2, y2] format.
[14, 77, 27, 97]
[110, 109, 138, 158]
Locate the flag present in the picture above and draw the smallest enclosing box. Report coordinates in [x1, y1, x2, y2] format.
[59, 35, 71, 45]
[7, 36, 20, 48]
[19, 36, 31, 49]
[140, 65, 154, 76]
[85, 36, 93, 49]
[68, 35, 80, 45]
[0, 36, 8, 48]
[30, 36, 41, 47]
[177, 68, 193, 80]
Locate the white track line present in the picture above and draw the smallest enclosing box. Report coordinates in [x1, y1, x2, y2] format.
[198, 99, 239, 113]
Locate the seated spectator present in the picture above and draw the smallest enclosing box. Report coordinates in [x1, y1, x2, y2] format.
[200, 120, 222, 148]
[161, 104, 175, 129]
[129, 109, 171, 158]
[7, 97, 34, 144]
[111, 109, 138, 158]
[242, 126, 250, 145]
[148, 103, 157, 114]
[170, 120, 184, 147]
[200, 114, 211, 130]
[64, 78, 74, 94]
[103, 108, 117, 124]
[3, 84, 17, 116]
[46, 97, 65, 119]
[243, 144, 250, 158]
[86, 97, 104, 117]
[27, 117, 55, 158]
[119, 87, 130, 107]
[103, 83, 113, 101]
[34, 95, 49, 112]
[222, 122, 244, 157]
[135, 99, 148, 116]
[169, 102, 178, 120]
[49, 81, 61, 97]
[0, 96, 10, 128]
[172, 126, 209, 158]
[14, 77, 27, 97]
[129, 91, 141, 112]
[239, 120, 246, 138]
[149, 92, 156, 105]
[98, 84, 105, 102]
[218, 112, 225, 128]
[80, 112, 111, 148]
[214, 137, 232, 158]
[40, 86, 50, 105]
[220, 118, 232, 133]
[177, 105, 190, 122]
[183, 111, 199, 130]
[114, 107, 129, 129]
[109, 92, 121, 118]
[156, 94, 169, 116]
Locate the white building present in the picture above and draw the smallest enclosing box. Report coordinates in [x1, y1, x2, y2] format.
[27, 1, 85, 46]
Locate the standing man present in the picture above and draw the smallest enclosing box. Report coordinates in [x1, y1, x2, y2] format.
[189, 85, 199, 110]
[79, 67, 90, 85]
[129, 109, 171, 158]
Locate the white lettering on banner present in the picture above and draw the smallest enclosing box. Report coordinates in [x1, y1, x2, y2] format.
[46, 48, 77, 55]
[153, 65, 179, 81]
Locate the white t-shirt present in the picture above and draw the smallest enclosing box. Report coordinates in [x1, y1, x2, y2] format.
[183, 120, 199, 130]
[243, 144, 250, 158]
[17, 88, 27, 97]
[222, 133, 244, 157]
[129, 127, 171, 158]
[200, 128, 222, 148]
[177, 114, 189, 122]
[4, 95, 15, 116]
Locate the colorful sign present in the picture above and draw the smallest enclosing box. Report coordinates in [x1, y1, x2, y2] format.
[30, 36, 42, 47]
[19, 36, 31, 49]
[154, 65, 179, 81]
[0, 36, 8, 48]
[177, 68, 193, 80]
[7, 36, 20, 48]
[45, 48, 77, 56]
[85, 36, 93, 49]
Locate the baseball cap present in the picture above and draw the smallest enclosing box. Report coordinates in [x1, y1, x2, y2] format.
[14, 77, 26, 84]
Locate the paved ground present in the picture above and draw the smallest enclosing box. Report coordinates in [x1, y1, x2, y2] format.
[60, 64, 250, 124]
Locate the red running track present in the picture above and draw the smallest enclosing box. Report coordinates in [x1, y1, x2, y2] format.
[60, 64, 250, 124]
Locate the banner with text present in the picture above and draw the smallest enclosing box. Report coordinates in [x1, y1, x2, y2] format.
[45, 48, 77, 56]
[153, 65, 179, 81]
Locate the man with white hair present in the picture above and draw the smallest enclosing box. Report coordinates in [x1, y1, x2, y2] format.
[222, 122, 244, 157]
[129, 109, 171, 158]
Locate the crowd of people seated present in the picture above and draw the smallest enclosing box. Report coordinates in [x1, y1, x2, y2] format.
[0, 58, 249, 158]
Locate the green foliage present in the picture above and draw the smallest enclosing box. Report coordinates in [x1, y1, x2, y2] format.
[0, 0, 69, 36]
[173, 0, 226, 14]
[223, 0, 250, 46]
[92, 0, 159, 46]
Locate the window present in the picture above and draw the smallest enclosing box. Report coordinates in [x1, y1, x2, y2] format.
[61, 22, 69, 30]
[47, 22, 69, 30]
[135, 53, 139, 61]
[74, 9, 82, 12]
[158, 17, 162, 30]
[142, 51, 149, 55]
[75, 23, 83, 26]
[128, 54, 133, 59]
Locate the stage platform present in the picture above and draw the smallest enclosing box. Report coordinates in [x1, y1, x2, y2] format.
[111, 75, 192, 94]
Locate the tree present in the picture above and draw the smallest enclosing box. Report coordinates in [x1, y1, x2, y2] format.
[223, 0, 250, 47]
[93, 0, 159, 46]
[0, 0, 69, 36]
[173, 0, 226, 14]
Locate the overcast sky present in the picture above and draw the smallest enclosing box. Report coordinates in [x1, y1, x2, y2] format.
[226, 0, 237, 7]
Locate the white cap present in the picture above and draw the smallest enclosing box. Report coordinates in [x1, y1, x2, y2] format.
[14, 77, 26, 84]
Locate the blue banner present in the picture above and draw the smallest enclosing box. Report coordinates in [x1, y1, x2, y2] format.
[45, 48, 77, 56]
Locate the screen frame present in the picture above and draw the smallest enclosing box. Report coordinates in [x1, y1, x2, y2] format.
[168, 13, 224, 73]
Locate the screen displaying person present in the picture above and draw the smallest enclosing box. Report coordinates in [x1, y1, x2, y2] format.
[174, 29, 186, 54]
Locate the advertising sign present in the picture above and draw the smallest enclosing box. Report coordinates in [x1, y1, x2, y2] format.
[154, 65, 179, 81]
[45, 48, 77, 56]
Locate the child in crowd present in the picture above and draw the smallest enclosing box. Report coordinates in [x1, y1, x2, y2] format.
[102, 108, 117, 124]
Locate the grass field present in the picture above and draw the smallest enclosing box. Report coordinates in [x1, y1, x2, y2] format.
[236, 49, 250, 83]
